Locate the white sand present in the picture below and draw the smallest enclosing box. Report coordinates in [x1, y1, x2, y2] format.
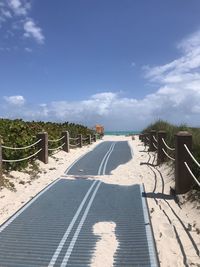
[0, 135, 200, 267]
[91, 222, 118, 267]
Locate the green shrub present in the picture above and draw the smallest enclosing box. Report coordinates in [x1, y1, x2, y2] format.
[0, 119, 94, 171]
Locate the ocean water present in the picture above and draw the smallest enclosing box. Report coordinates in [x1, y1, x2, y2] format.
[105, 131, 140, 136]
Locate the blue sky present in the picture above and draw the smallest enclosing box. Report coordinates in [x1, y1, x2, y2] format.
[1, 0, 200, 130]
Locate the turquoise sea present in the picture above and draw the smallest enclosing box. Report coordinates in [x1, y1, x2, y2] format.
[105, 131, 141, 136]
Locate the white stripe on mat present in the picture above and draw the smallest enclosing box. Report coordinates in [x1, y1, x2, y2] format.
[60, 181, 102, 267]
[48, 180, 97, 266]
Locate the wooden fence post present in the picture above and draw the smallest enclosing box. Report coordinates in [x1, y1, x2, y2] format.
[175, 131, 193, 194]
[0, 138, 2, 184]
[78, 134, 83, 148]
[62, 131, 70, 153]
[144, 133, 148, 146]
[149, 130, 156, 151]
[37, 132, 48, 164]
[139, 134, 144, 142]
[88, 134, 92, 145]
[157, 131, 167, 165]
[142, 134, 145, 142]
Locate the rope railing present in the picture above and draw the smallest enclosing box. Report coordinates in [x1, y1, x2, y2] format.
[162, 148, 175, 161]
[183, 144, 200, 187]
[162, 138, 175, 151]
[0, 132, 97, 170]
[153, 136, 157, 143]
[69, 137, 79, 141]
[2, 149, 42, 163]
[69, 143, 79, 148]
[153, 142, 158, 150]
[141, 129, 200, 193]
[48, 136, 65, 143]
[48, 143, 65, 151]
[184, 144, 200, 168]
[2, 139, 42, 150]
[184, 162, 200, 187]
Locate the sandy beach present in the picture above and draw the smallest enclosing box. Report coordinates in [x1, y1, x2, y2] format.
[0, 135, 199, 267]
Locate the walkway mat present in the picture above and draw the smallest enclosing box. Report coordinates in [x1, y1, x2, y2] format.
[0, 179, 158, 267]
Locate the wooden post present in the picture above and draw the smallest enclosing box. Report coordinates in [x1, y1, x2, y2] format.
[175, 131, 193, 194]
[149, 130, 156, 151]
[157, 131, 167, 165]
[93, 134, 97, 142]
[0, 138, 2, 184]
[37, 132, 48, 164]
[88, 134, 92, 145]
[144, 133, 148, 146]
[62, 131, 70, 153]
[78, 134, 82, 148]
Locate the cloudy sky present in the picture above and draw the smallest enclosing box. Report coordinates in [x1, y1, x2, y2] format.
[1, 0, 200, 130]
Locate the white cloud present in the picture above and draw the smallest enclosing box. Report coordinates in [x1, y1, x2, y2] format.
[1, 8, 12, 18]
[144, 30, 200, 85]
[0, 0, 44, 46]
[1, 30, 200, 130]
[24, 19, 45, 44]
[177, 31, 200, 53]
[4, 95, 26, 106]
[1, 83, 200, 130]
[8, 0, 30, 16]
[24, 47, 32, 52]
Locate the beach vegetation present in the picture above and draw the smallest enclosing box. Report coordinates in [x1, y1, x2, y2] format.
[0, 118, 94, 171]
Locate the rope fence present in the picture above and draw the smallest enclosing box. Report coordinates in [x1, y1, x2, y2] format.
[162, 138, 175, 151]
[152, 142, 158, 150]
[153, 135, 157, 143]
[69, 143, 79, 148]
[0, 132, 97, 172]
[184, 144, 200, 168]
[48, 136, 65, 143]
[48, 143, 66, 151]
[69, 137, 79, 141]
[2, 139, 42, 150]
[48, 135, 66, 155]
[139, 130, 200, 193]
[184, 162, 200, 187]
[184, 144, 200, 187]
[2, 149, 42, 163]
[162, 148, 175, 161]
[69, 135, 80, 148]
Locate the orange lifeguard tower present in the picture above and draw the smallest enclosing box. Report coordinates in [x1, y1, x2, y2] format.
[95, 124, 104, 136]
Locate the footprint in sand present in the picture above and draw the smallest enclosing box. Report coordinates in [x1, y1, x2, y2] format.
[90, 222, 118, 267]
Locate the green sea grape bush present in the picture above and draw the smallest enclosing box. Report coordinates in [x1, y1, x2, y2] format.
[0, 119, 94, 171]
[143, 120, 200, 190]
